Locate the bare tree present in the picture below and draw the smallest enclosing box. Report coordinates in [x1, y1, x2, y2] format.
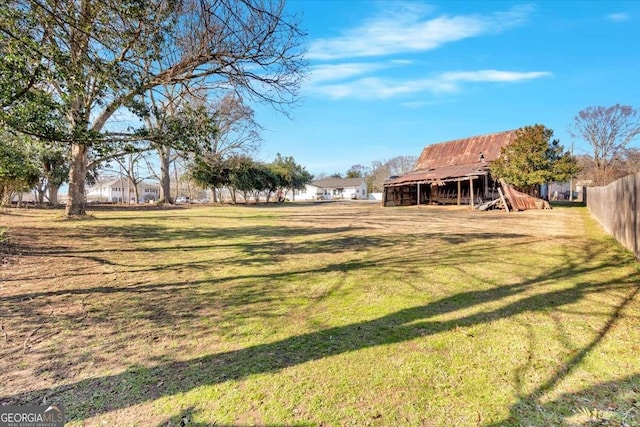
[346, 164, 367, 178]
[112, 152, 148, 204]
[198, 92, 261, 202]
[622, 148, 640, 175]
[366, 156, 417, 193]
[387, 155, 417, 176]
[141, 83, 195, 203]
[366, 160, 390, 193]
[571, 105, 640, 185]
[208, 93, 261, 157]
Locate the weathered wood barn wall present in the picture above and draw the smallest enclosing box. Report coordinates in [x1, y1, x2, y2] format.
[383, 130, 516, 207]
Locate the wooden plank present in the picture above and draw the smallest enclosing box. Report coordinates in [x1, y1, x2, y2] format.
[498, 187, 510, 212]
[484, 174, 488, 200]
[457, 180, 461, 206]
[469, 177, 474, 209]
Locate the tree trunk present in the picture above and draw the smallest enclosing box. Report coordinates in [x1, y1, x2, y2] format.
[174, 163, 179, 201]
[48, 184, 59, 206]
[36, 187, 45, 206]
[1, 186, 10, 206]
[132, 178, 140, 204]
[66, 143, 88, 215]
[158, 147, 172, 203]
[212, 187, 218, 203]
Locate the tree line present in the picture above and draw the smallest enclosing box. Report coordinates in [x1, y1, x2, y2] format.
[190, 153, 312, 203]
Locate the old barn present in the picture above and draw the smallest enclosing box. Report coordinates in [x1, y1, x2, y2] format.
[383, 130, 516, 207]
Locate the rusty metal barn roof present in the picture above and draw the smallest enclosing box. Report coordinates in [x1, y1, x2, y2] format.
[414, 129, 517, 170]
[385, 130, 517, 186]
[500, 180, 544, 211]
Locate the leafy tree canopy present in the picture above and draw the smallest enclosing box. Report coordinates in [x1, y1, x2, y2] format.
[190, 152, 312, 201]
[490, 124, 580, 190]
[270, 153, 312, 191]
[346, 164, 366, 178]
[0, 130, 40, 203]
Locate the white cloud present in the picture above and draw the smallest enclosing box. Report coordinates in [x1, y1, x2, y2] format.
[439, 70, 551, 83]
[606, 12, 630, 22]
[307, 59, 421, 84]
[307, 63, 386, 84]
[309, 69, 551, 100]
[308, 4, 535, 60]
[390, 59, 414, 65]
[400, 101, 430, 109]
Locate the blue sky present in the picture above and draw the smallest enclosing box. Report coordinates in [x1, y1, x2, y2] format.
[253, 0, 640, 176]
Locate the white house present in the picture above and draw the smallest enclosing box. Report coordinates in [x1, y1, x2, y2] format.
[298, 177, 367, 200]
[86, 178, 161, 203]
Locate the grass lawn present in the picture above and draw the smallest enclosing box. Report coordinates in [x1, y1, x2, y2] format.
[1, 202, 639, 426]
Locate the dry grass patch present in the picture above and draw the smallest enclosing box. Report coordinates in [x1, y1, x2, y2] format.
[0, 202, 638, 426]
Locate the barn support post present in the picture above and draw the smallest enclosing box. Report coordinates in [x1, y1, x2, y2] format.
[457, 180, 461, 206]
[469, 177, 474, 209]
[417, 182, 421, 206]
[484, 174, 488, 200]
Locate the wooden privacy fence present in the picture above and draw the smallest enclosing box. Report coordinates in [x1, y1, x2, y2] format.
[587, 172, 640, 259]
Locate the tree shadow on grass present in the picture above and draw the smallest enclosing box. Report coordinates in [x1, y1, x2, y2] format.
[488, 374, 640, 426]
[486, 283, 640, 426]
[0, 243, 519, 336]
[4, 215, 532, 285]
[1, 225, 539, 390]
[1, 250, 638, 423]
[157, 406, 315, 427]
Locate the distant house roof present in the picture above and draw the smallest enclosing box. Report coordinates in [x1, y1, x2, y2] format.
[310, 177, 364, 188]
[386, 130, 517, 186]
[89, 178, 159, 189]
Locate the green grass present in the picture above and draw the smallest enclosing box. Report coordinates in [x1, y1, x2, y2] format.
[0, 203, 638, 426]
